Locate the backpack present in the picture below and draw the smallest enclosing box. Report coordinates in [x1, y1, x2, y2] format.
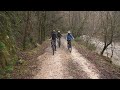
[51, 32, 57, 40]
[57, 33, 61, 38]
[67, 34, 72, 40]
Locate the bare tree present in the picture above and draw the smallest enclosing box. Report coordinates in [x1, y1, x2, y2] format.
[100, 11, 118, 55]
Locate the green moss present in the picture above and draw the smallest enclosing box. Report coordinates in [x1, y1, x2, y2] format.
[0, 55, 18, 79]
[75, 37, 81, 41]
[4, 65, 13, 73]
[0, 42, 6, 50]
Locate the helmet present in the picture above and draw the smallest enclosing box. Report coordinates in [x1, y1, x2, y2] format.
[68, 31, 71, 33]
[58, 31, 60, 33]
[53, 30, 55, 32]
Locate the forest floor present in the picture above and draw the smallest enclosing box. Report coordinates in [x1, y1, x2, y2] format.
[11, 38, 120, 79]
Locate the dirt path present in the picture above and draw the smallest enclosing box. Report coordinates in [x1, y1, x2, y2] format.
[33, 38, 101, 79]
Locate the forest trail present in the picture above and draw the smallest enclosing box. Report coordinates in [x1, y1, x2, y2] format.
[33, 37, 101, 79]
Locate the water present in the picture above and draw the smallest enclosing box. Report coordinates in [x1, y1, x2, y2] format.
[81, 35, 120, 66]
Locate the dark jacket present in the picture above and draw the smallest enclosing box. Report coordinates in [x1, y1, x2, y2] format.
[57, 32, 62, 38]
[51, 31, 57, 40]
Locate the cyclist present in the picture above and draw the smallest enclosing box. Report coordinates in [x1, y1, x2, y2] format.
[66, 31, 74, 49]
[50, 30, 57, 51]
[57, 31, 62, 47]
[57, 31, 62, 39]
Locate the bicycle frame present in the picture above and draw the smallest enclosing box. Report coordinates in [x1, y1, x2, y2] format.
[57, 38, 61, 48]
[67, 40, 72, 53]
[51, 40, 56, 55]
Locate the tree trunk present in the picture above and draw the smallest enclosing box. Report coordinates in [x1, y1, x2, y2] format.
[101, 41, 112, 55]
[43, 11, 46, 41]
[69, 11, 71, 29]
[101, 45, 107, 55]
[23, 11, 30, 50]
[37, 12, 42, 44]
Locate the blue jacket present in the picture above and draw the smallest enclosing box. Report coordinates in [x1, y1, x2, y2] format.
[66, 33, 74, 41]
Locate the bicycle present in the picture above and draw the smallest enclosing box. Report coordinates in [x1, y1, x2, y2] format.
[67, 40, 72, 53]
[51, 40, 56, 55]
[57, 38, 61, 48]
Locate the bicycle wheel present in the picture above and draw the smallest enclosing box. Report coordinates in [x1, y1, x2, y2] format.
[68, 41, 72, 53]
[59, 40, 60, 48]
[51, 40, 55, 55]
[57, 38, 60, 48]
[52, 46, 55, 55]
[69, 47, 72, 53]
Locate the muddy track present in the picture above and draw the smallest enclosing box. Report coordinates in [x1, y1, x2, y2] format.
[33, 37, 102, 79]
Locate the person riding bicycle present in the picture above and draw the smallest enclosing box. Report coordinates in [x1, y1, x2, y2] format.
[57, 31, 62, 47]
[57, 31, 62, 39]
[51, 30, 57, 51]
[66, 31, 74, 49]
